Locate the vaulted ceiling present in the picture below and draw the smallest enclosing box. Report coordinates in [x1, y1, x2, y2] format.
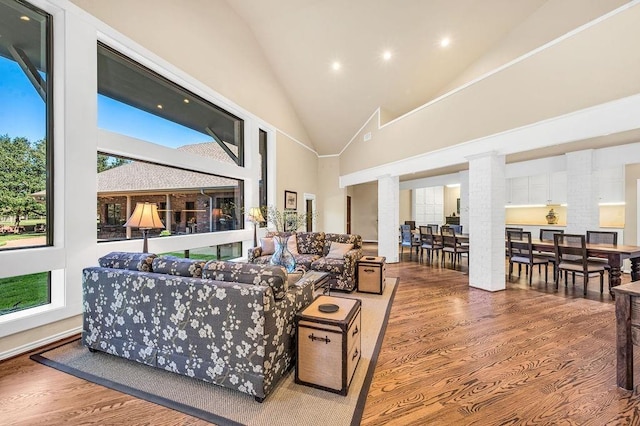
[225, 0, 627, 155]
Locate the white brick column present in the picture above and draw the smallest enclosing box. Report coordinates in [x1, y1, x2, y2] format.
[468, 152, 506, 292]
[459, 170, 469, 233]
[378, 175, 400, 263]
[566, 150, 599, 234]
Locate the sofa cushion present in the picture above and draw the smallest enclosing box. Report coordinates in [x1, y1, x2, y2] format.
[202, 261, 289, 299]
[99, 252, 156, 272]
[152, 256, 206, 278]
[326, 242, 354, 259]
[296, 232, 325, 255]
[311, 257, 346, 275]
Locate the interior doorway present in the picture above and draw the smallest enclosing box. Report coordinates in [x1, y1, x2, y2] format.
[347, 196, 351, 234]
[303, 193, 316, 232]
[306, 199, 313, 231]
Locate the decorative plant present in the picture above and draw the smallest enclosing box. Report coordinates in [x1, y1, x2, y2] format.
[266, 205, 316, 232]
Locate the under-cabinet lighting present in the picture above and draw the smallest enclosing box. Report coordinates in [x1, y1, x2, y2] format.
[505, 204, 547, 208]
[599, 202, 625, 206]
[445, 183, 460, 188]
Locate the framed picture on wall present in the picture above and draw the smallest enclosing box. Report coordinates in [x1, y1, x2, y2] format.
[284, 190, 297, 210]
[283, 210, 297, 232]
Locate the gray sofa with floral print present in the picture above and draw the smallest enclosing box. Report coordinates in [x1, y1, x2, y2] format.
[247, 232, 363, 292]
[82, 252, 315, 402]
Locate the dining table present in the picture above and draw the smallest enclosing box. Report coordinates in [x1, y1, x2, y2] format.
[527, 239, 640, 296]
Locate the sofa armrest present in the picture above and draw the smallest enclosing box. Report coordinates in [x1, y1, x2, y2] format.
[247, 246, 263, 262]
[286, 273, 315, 313]
[343, 248, 363, 268]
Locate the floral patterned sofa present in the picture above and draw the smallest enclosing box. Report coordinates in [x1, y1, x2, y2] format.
[247, 232, 363, 292]
[82, 252, 315, 402]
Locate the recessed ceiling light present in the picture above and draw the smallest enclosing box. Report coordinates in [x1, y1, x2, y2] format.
[440, 37, 451, 48]
[331, 61, 341, 71]
[20, 15, 30, 21]
[383, 51, 392, 61]
[183, 99, 189, 104]
[157, 104, 163, 109]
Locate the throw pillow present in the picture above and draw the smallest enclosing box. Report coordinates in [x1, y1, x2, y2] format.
[260, 237, 275, 255]
[287, 233, 299, 254]
[326, 242, 354, 259]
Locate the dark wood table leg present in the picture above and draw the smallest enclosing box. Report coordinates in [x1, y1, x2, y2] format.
[616, 292, 634, 390]
[608, 254, 623, 297]
[631, 258, 640, 282]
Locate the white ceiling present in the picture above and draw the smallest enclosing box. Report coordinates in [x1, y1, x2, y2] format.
[225, 0, 626, 155]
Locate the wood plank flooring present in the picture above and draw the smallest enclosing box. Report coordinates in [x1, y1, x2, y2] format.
[361, 246, 640, 425]
[1, 245, 639, 425]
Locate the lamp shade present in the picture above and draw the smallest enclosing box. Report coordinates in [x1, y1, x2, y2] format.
[123, 202, 165, 229]
[248, 207, 265, 223]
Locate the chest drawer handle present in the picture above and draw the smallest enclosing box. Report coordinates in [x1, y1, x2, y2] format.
[363, 268, 375, 273]
[352, 348, 359, 361]
[352, 325, 359, 337]
[309, 333, 331, 344]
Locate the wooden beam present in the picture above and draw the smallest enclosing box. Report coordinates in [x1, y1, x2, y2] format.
[206, 127, 239, 164]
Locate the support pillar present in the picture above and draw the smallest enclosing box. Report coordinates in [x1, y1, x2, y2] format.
[468, 152, 506, 291]
[459, 170, 469, 233]
[378, 175, 400, 263]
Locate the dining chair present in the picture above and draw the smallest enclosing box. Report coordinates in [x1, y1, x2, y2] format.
[449, 224, 463, 234]
[554, 233, 605, 295]
[537, 228, 564, 277]
[427, 224, 439, 234]
[507, 231, 550, 285]
[419, 225, 443, 265]
[505, 227, 523, 256]
[400, 224, 420, 261]
[586, 230, 618, 270]
[404, 220, 416, 230]
[441, 226, 469, 268]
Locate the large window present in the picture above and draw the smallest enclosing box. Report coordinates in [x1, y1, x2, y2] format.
[97, 154, 244, 242]
[0, 0, 53, 253]
[0, 0, 52, 317]
[97, 43, 244, 166]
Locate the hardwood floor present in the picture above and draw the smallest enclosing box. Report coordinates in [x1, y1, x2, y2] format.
[1, 245, 639, 425]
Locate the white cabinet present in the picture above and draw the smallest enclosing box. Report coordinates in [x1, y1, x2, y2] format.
[548, 171, 567, 205]
[506, 172, 567, 206]
[528, 174, 549, 205]
[597, 167, 624, 204]
[508, 177, 529, 205]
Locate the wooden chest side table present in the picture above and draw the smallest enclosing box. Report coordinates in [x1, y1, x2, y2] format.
[613, 281, 640, 390]
[295, 295, 361, 395]
[357, 256, 386, 294]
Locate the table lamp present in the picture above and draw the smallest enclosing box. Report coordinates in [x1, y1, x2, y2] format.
[248, 207, 265, 247]
[123, 202, 165, 252]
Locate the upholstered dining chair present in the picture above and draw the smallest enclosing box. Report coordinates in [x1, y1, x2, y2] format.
[427, 224, 439, 234]
[404, 220, 416, 230]
[537, 228, 564, 277]
[507, 231, 550, 285]
[400, 224, 420, 261]
[586, 230, 618, 270]
[441, 226, 468, 268]
[554, 233, 606, 296]
[419, 225, 443, 265]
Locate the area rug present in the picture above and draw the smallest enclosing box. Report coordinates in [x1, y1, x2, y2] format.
[32, 278, 398, 426]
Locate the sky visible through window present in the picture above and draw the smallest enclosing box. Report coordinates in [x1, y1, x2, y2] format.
[0, 55, 212, 147]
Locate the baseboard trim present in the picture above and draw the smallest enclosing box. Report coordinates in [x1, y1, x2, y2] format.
[0, 326, 82, 361]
